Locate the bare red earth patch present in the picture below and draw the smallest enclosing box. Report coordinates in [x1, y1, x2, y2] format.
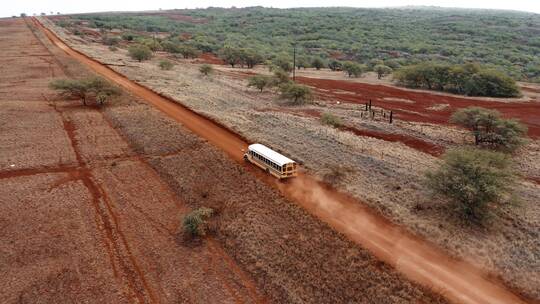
[296, 77, 540, 138]
[342, 126, 444, 156]
[195, 53, 225, 65]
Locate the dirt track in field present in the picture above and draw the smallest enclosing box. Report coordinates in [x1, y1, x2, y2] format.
[33, 17, 531, 304]
[296, 76, 540, 138]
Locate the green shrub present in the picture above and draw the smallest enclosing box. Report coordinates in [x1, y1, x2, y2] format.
[312, 57, 325, 70]
[247, 75, 272, 92]
[280, 83, 313, 105]
[321, 112, 343, 127]
[374, 64, 392, 79]
[128, 44, 152, 62]
[450, 107, 527, 152]
[342, 61, 365, 78]
[158, 60, 174, 70]
[102, 36, 120, 46]
[395, 63, 521, 97]
[199, 64, 213, 76]
[182, 207, 214, 237]
[49, 77, 120, 106]
[426, 148, 515, 223]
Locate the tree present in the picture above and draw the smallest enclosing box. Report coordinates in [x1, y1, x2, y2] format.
[272, 69, 292, 86]
[159, 60, 174, 70]
[464, 70, 520, 97]
[20, 13, 27, 17]
[342, 61, 364, 78]
[178, 45, 200, 59]
[241, 49, 263, 68]
[426, 148, 515, 223]
[328, 60, 342, 71]
[182, 207, 214, 237]
[248, 75, 272, 92]
[128, 45, 152, 62]
[219, 46, 242, 68]
[199, 64, 213, 76]
[49, 77, 120, 106]
[450, 107, 527, 152]
[321, 112, 342, 127]
[312, 57, 325, 70]
[280, 83, 313, 105]
[273, 54, 293, 72]
[374, 64, 392, 79]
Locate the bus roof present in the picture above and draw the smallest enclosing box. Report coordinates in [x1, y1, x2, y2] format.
[248, 144, 295, 166]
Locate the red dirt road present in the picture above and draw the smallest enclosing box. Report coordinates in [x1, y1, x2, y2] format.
[297, 76, 540, 138]
[35, 18, 530, 304]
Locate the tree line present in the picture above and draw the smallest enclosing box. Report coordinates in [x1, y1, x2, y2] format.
[394, 63, 521, 97]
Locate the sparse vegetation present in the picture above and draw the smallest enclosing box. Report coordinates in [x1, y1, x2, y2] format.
[426, 148, 515, 223]
[280, 83, 313, 105]
[247, 75, 273, 92]
[158, 59, 174, 70]
[102, 36, 120, 46]
[312, 57, 325, 70]
[199, 64, 213, 76]
[450, 107, 527, 152]
[182, 207, 214, 237]
[374, 64, 392, 79]
[342, 61, 364, 78]
[49, 77, 120, 106]
[321, 112, 343, 128]
[128, 44, 152, 62]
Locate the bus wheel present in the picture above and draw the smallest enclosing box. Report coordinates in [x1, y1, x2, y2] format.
[265, 168, 270, 174]
[243, 155, 248, 161]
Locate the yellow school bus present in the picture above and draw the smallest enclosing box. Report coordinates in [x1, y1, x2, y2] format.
[244, 144, 298, 179]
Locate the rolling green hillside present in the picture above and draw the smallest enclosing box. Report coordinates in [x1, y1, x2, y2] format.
[68, 7, 540, 82]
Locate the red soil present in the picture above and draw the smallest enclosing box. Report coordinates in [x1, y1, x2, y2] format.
[343, 126, 444, 156]
[196, 53, 225, 65]
[296, 76, 540, 138]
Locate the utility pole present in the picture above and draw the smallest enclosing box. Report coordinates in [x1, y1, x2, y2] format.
[293, 44, 296, 82]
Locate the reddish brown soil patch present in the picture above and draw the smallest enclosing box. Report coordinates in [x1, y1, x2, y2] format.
[296, 76, 540, 138]
[343, 126, 444, 156]
[195, 52, 224, 65]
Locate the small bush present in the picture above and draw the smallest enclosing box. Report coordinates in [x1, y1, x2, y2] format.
[321, 112, 343, 128]
[199, 64, 213, 76]
[158, 60, 174, 70]
[426, 148, 515, 223]
[280, 83, 313, 105]
[128, 44, 152, 62]
[272, 69, 292, 86]
[108, 45, 118, 52]
[182, 207, 214, 238]
[450, 107, 527, 152]
[247, 75, 272, 92]
[374, 64, 392, 79]
[102, 36, 120, 46]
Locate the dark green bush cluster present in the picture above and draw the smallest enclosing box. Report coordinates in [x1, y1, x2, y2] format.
[182, 207, 214, 237]
[426, 148, 515, 223]
[394, 63, 520, 97]
[450, 107, 527, 152]
[49, 76, 121, 106]
[71, 7, 540, 82]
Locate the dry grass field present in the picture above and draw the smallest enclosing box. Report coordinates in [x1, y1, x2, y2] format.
[40, 16, 540, 301]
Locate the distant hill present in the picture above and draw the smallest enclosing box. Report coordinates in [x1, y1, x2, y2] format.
[69, 7, 540, 82]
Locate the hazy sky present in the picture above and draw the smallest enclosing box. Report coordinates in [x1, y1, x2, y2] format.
[2, 0, 539, 17]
